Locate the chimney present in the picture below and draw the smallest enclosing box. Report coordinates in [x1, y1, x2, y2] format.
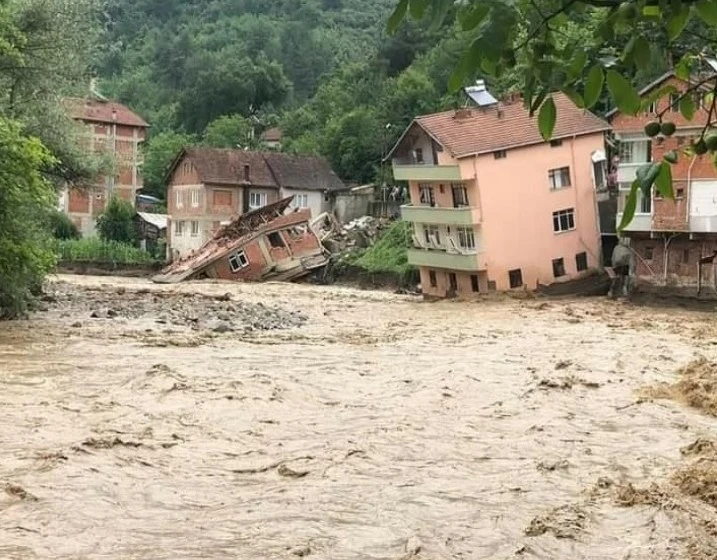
[244, 164, 250, 182]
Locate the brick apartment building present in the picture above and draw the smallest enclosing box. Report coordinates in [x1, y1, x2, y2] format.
[387, 82, 609, 297]
[59, 95, 149, 236]
[609, 72, 717, 287]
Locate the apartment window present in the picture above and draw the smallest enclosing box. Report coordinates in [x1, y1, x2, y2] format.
[494, 150, 507, 159]
[639, 191, 652, 214]
[670, 92, 680, 112]
[429, 270, 437, 288]
[414, 148, 424, 163]
[552, 258, 566, 278]
[645, 246, 654, 260]
[549, 139, 563, 147]
[190, 220, 199, 237]
[676, 187, 685, 198]
[575, 252, 588, 272]
[423, 225, 440, 246]
[268, 232, 285, 248]
[683, 249, 690, 264]
[457, 227, 475, 250]
[419, 184, 435, 207]
[618, 140, 651, 164]
[228, 250, 249, 273]
[175, 189, 183, 207]
[645, 101, 657, 114]
[471, 274, 480, 293]
[191, 189, 200, 207]
[548, 167, 571, 190]
[292, 194, 309, 208]
[553, 208, 576, 233]
[451, 183, 469, 207]
[249, 192, 268, 209]
[508, 269, 523, 289]
[174, 220, 184, 236]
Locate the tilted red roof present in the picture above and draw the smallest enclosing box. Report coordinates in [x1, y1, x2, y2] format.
[64, 97, 149, 128]
[414, 93, 609, 157]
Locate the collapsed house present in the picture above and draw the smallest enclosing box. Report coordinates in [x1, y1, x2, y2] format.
[152, 197, 328, 284]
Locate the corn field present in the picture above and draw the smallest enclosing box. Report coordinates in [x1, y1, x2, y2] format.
[51, 238, 158, 265]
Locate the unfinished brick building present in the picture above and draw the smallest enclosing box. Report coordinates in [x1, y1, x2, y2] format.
[60, 95, 149, 236]
[609, 72, 717, 290]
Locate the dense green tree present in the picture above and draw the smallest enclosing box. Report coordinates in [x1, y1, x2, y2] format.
[322, 108, 384, 183]
[96, 197, 136, 244]
[0, 118, 57, 319]
[203, 114, 257, 149]
[142, 131, 196, 200]
[48, 211, 81, 241]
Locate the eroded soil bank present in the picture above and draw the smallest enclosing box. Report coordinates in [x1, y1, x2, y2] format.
[1, 275, 717, 559]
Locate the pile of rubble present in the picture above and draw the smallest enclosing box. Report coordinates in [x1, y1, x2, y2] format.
[40, 282, 307, 333]
[311, 213, 392, 256]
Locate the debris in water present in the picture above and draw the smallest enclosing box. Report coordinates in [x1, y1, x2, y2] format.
[278, 464, 309, 478]
[81, 437, 144, 449]
[555, 360, 572, 370]
[643, 357, 717, 417]
[536, 459, 570, 472]
[524, 504, 588, 539]
[291, 545, 312, 557]
[5, 484, 37, 501]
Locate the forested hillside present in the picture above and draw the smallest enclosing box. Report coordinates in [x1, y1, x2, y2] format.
[96, 0, 470, 195]
[97, 0, 699, 197]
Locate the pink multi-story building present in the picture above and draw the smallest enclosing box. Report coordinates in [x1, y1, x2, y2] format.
[388, 84, 610, 297]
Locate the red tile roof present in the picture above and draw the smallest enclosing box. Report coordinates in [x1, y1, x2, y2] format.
[64, 97, 149, 128]
[414, 93, 609, 158]
[184, 148, 278, 187]
[170, 148, 346, 191]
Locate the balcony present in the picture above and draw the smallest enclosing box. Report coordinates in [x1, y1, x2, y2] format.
[616, 213, 652, 232]
[689, 215, 717, 233]
[392, 161, 462, 182]
[616, 162, 650, 184]
[401, 204, 478, 225]
[407, 248, 486, 271]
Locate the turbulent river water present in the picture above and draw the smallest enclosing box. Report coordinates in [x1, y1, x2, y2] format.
[1, 275, 717, 559]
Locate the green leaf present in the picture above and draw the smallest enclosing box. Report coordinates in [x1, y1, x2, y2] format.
[641, 84, 679, 108]
[408, 0, 429, 19]
[562, 87, 585, 109]
[680, 93, 696, 120]
[584, 64, 604, 109]
[636, 162, 661, 193]
[667, 6, 691, 41]
[448, 40, 480, 93]
[618, 179, 640, 232]
[387, 0, 408, 33]
[530, 88, 549, 116]
[606, 69, 641, 115]
[538, 96, 557, 141]
[632, 36, 651, 68]
[460, 4, 490, 31]
[696, 0, 717, 24]
[570, 49, 588, 79]
[675, 53, 693, 80]
[655, 161, 674, 199]
[429, 0, 454, 30]
[643, 5, 661, 16]
[705, 92, 715, 107]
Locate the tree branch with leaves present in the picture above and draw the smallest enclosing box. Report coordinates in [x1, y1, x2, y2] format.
[388, 0, 717, 230]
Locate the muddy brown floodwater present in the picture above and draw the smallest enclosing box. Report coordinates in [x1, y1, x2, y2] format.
[2, 275, 717, 559]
